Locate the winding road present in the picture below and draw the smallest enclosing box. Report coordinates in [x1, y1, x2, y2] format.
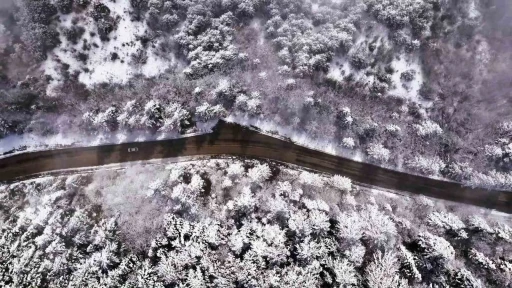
[0, 120, 510, 213]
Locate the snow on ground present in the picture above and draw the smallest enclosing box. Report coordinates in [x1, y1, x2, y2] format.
[467, 0, 482, 20]
[388, 54, 428, 104]
[327, 24, 388, 88]
[43, 0, 174, 93]
[327, 56, 353, 81]
[250, 19, 266, 46]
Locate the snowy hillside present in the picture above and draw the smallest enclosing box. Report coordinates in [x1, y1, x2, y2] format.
[1, 158, 511, 287]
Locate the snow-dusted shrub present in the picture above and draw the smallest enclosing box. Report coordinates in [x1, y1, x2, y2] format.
[328, 175, 352, 192]
[406, 155, 445, 176]
[188, 174, 205, 194]
[160, 103, 191, 133]
[288, 209, 313, 237]
[415, 195, 434, 207]
[235, 92, 262, 115]
[385, 124, 401, 135]
[276, 181, 292, 195]
[365, 0, 436, 35]
[337, 205, 397, 245]
[484, 144, 504, 159]
[342, 137, 356, 149]
[400, 69, 416, 82]
[349, 45, 371, 70]
[444, 161, 474, 181]
[367, 143, 391, 162]
[277, 262, 322, 287]
[178, 12, 239, 79]
[266, 195, 289, 217]
[168, 165, 184, 183]
[285, 78, 296, 89]
[342, 193, 357, 206]
[227, 162, 245, 177]
[221, 178, 233, 189]
[413, 120, 443, 137]
[302, 198, 330, 212]
[299, 171, 324, 188]
[308, 210, 330, 234]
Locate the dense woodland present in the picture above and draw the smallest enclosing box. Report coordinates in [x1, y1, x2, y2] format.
[1, 159, 511, 287]
[0, 0, 512, 188]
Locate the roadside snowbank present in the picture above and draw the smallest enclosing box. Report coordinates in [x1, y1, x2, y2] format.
[0, 120, 218, 158]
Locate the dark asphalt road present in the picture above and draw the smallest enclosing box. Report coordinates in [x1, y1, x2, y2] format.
[0, 120, 510, 213]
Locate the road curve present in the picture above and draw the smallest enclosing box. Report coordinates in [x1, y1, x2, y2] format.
[0, 120, 510, 213]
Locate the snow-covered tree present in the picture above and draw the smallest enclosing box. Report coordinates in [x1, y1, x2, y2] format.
[233, 186, 257, 212]
[329, 258, 359, 286]
[288, 209, 313, 237]
[447, 268, 484, 288]
[365, 251, 408, 288]
[247, 163, 271, 183]
[427, 211, 467, 238]
[416, 231, 455, 262]
[94, 106, 120, 132]
[399, 245, 422, 283]
[141, 100, 165, 130]
[359, 204, 397, 245]
[344, 242, 366, 267]
[159, 103, 190, 133]
[337, 211, 363, 242]
[468, 248, 497, 271]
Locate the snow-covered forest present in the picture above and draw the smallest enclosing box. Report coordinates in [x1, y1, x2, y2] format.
[1, 158, 511, 287]
[0, 0, 512, 189]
